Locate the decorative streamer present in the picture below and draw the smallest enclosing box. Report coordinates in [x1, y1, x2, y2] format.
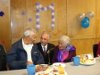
[36, 2, 55, 30]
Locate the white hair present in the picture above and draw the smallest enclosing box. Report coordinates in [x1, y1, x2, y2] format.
[59, 35, 71, 46]
[23, 28, 36, 37]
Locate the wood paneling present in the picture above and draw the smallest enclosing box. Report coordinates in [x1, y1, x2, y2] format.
[0, 0, 11, 50]
[96, 0, 100, 38]
[2, 0, 100, 54]
[11, 0, 67, 44]
[67, 0, 96, 39]
[66, 0, 97, 55]
[11, 0, 27, 43]
[72, 39, 95, 55]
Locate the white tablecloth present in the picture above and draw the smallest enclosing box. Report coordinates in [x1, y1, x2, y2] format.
[0, 57, 100, 75]
[65, 57, 100, 75]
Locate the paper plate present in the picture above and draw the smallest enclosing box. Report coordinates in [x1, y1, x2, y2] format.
[35, 63, 67, 75]
[52, 62, 66, 67]
[80, 58, 96, 66]
[35, 71, 67, 75]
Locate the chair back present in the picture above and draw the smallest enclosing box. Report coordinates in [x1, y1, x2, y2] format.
[93, 44, 98, 57]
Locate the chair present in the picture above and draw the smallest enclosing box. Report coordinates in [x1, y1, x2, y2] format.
[0, 44, 7, 71]
[93, 44, 98, 57]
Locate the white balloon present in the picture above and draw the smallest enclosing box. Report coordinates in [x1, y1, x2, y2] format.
[79, 13, 85, 19]
[86, 11, 94, 19]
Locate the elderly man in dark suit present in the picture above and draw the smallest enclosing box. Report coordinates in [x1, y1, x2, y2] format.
[37, 31, 55, 64]
[7, 28, 44, 70]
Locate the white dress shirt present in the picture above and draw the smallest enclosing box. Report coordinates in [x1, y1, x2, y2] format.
[41, 44, 48, 52]
[22, 39, 33, 62]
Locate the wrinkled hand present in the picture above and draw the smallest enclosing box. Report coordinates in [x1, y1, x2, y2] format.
[27, 61, 33, 65]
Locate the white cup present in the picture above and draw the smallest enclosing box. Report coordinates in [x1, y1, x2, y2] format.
[86, 54, 93, 59]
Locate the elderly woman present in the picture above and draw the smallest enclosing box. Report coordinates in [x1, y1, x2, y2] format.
[52, 35, 76, 63]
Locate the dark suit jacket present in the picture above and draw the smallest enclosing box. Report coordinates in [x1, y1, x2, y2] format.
[0, 44, 7, 71]
[7, 39, 44, 70]
[36, 42, 55, 64]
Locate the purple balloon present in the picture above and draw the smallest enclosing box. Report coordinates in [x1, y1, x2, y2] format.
[0, 11, 4, 16]
[28, 18, 32, 22]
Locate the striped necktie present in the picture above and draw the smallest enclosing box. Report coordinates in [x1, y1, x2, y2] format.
[43, 46, 46, 54]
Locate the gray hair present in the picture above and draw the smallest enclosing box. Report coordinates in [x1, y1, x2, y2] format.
[58, 35, 71, 46]
[23, 28, 36, 37]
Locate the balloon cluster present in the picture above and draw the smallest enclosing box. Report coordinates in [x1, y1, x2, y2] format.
[79, 11, 94, 28]
[36, 2, 55, 31]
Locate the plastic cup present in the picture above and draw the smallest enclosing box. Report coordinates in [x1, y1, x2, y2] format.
[27, 64, 35, 75]
[73, 56, 80, 66]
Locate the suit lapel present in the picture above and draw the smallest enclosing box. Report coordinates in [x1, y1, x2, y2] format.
[47, 44, 49, 52]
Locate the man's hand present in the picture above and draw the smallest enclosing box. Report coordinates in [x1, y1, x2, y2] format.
[27, 61, 33, 65]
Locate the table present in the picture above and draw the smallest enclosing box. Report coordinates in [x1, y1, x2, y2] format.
[0, 57, 100, 75]
[65, 57, 100, 75]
